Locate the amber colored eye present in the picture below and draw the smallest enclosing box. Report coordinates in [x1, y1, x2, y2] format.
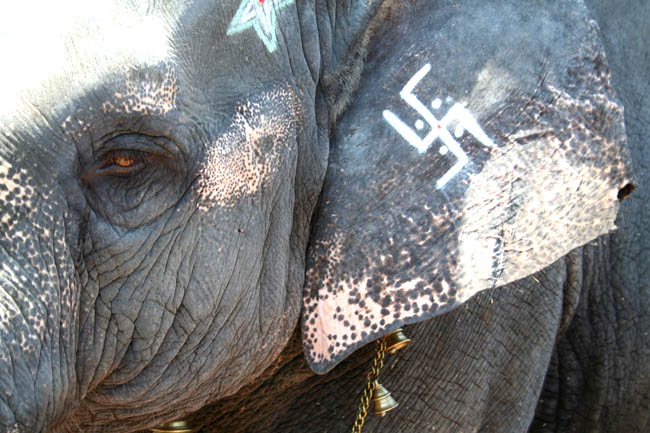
[83, 151, 145, 180]
[111, 154, 135, 168]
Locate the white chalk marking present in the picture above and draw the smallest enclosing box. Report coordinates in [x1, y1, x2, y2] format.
[227, 0, 295, 53]
[383, 63, 495, 189]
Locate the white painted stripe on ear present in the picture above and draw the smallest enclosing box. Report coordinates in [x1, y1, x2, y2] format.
[441, 104, 495, 148]
[383, 110, 428, 153]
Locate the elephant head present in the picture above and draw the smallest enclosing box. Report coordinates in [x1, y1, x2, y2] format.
[0, 0, 633, 431]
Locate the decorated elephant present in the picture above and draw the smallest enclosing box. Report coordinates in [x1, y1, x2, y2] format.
[0, 0, 647, 432]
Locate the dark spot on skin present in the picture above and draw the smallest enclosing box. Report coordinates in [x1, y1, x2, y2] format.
[363, 319, 371, 327]
[343, 320, 350, 327]
[618, 183, 635, 200]
[351, 333, 357, 339]
[380, 309, 389, 316]
[347, 296, 360, 304]
[350, 325, 356, 331]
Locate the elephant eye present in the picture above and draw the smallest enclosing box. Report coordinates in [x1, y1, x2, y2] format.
[79, 132, 188, 227]
[92, 150, 146, 177]
[81, 133, 185, 187]
[111, 154, 136, 168]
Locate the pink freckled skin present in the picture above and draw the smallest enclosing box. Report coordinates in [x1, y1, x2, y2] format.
[195, 86, 299, 210]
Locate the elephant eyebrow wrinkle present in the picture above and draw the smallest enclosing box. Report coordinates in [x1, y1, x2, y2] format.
[101, 65, 178, 116]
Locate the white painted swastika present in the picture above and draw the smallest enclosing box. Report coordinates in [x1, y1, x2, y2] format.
[383, 63, 495, 189]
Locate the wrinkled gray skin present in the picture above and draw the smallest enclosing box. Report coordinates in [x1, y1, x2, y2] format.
[0, 1, 647, 433]
[184, 2, 650, 432]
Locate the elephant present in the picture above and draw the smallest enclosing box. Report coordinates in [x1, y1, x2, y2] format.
[0, 0, 647, 432]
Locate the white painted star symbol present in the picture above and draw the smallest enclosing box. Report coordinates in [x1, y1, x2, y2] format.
[227, 0, 295, 53]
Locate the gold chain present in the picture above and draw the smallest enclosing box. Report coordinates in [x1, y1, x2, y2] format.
[351, 337, 387, 433]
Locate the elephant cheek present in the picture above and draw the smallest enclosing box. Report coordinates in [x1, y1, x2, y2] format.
[0, 159, 81, 431]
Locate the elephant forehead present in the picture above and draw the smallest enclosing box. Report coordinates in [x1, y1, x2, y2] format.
[0, 1, 183, 120]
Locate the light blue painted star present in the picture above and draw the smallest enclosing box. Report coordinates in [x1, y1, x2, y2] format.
[227, 0, 295, 53]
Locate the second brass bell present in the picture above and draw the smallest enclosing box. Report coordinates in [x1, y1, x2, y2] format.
[372, 382, 399, 416]
[384, 328, 411, 354]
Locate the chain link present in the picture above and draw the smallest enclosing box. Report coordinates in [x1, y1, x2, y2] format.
[351, 338, 387, 433]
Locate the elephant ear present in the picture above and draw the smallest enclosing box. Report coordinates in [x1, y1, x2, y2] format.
[302, 0, 635, 374]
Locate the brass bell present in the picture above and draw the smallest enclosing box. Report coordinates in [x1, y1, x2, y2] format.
[372, 382, 399, 416]
[383, 328, 411, 354]
[150, 420, 196, 433]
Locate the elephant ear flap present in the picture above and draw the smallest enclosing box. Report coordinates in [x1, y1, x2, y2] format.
[302, 1, 635, 374]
